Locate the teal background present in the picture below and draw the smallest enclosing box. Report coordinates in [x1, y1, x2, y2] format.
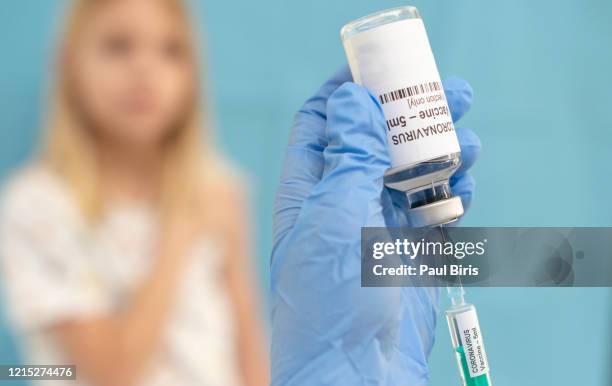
[1, 1, 611, 385]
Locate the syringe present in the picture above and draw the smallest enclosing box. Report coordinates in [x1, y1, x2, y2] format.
[439, 226, 492, 386]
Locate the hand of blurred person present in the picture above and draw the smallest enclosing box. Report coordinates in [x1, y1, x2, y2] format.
[54, 214, 208, 386]
[270, 66, 480, 385]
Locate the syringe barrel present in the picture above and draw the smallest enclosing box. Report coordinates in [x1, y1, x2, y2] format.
[445, 303, 492, 386]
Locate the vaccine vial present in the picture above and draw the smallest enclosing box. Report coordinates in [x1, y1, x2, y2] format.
[446, 287, 492, 386]
[342, 6, 463, 227]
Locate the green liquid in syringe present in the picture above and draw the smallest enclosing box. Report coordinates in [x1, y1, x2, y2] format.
[456, 346, 491, 386]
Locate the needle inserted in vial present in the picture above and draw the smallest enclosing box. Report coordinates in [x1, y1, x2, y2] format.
[440, 226, 492, 386]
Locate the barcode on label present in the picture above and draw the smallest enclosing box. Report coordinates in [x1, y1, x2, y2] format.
[379, 81, 442, 105]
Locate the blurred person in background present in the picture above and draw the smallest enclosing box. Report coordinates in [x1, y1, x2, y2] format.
[0, 0, 269, 385]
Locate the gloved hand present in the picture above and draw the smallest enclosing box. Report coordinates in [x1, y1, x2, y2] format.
[270, 66, 480, 386]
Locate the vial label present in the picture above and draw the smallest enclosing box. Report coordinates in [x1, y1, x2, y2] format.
[344, 18, 460, 169]
[455, 308, 490, 378]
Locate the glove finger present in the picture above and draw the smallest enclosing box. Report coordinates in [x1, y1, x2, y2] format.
[452, 127, 482, 178]
[443, 77, 473, 123]
[451, 173, 476, 211]
[386, 286, 441, 384]
[273, 66, 353, 245]
[382, 188, 410, 227]
[291, 82, 389, 253]
[294, 65, 353, 137]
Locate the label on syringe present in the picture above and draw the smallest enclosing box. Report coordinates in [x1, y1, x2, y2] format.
[455, 308, 490, 378]
[343, 18, 460, 169]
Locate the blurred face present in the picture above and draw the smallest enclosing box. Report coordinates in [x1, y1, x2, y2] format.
[65, 0, 195, 148]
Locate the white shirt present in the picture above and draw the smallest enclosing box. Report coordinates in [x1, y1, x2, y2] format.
[0, 165, 242, 386]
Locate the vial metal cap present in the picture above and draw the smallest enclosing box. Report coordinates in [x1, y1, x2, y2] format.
[408, 196, 464, 227]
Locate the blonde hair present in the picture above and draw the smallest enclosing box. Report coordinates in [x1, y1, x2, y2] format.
[43, 0, 228, 222]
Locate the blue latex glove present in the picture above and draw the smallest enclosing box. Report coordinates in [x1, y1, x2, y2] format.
[271, 66, 480, 386]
